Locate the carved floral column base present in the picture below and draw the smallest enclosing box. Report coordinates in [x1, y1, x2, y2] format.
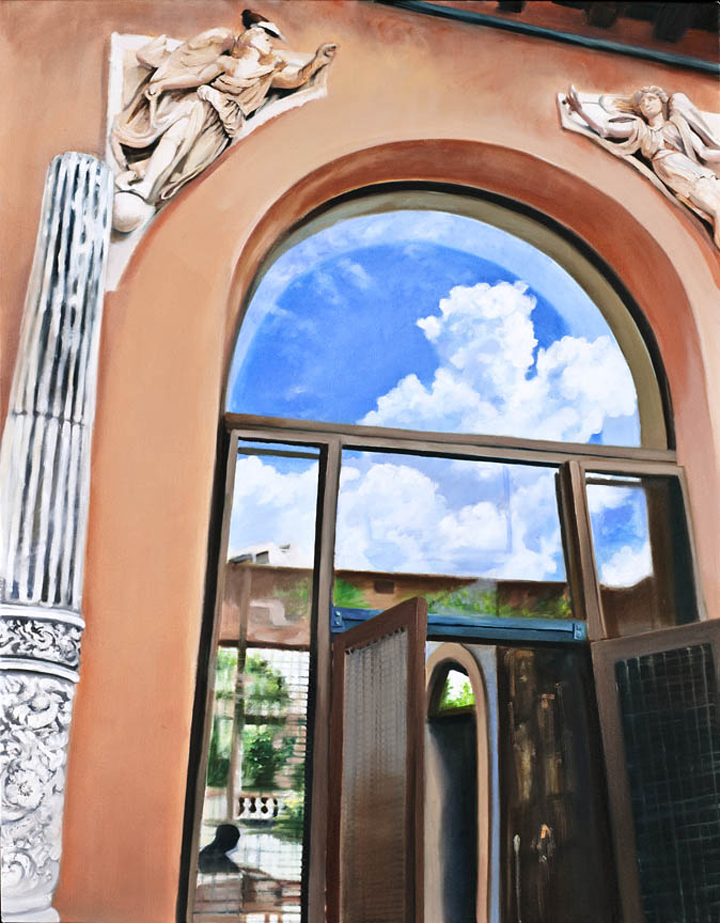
[1, 604, 82, 921]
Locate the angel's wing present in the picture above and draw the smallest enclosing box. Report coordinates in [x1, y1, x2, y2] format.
[669, 93, 720, 150]
[146, 27, 235, 82]
[136, 35, 171, 70]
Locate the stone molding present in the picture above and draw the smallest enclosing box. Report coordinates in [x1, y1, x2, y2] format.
[0, 606, 84, 677]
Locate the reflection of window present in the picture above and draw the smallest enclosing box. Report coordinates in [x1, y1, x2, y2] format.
[586, 472, 697, 636]
[186, 194, 707, 923]
[192, 444, 318, 922]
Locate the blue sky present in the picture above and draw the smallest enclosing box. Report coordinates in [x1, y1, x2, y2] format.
[227, 211, 648, 585]
[227, 211, 639, 446]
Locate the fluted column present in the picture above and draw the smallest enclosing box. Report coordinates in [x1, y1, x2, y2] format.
[0, 153, 113, 922]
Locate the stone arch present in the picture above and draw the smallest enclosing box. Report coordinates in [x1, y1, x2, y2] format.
[56, 137, 719, 923]
[217, 140, 704, 448]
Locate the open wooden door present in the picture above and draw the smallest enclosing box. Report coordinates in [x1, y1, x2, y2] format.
[592, 620, 720, 923]
[327, 597, 427, 923]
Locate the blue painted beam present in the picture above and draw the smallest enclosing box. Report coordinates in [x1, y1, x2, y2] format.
[331, 606, 587, 643]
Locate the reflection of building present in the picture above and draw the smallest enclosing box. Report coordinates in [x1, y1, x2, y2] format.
[2, 3, 720, 923]
[222, 558, 669, 645]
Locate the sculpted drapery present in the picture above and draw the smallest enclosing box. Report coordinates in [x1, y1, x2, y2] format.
[110, 9, 336, 231]
[560, 85, 720, 248]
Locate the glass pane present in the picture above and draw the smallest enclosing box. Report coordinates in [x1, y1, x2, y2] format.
[334, 451, 572, 623]
[227, 211, 640, 446]
[223, 441, 320, 647]
[194, 443, 320, 922]
[586, 473, 698, 636]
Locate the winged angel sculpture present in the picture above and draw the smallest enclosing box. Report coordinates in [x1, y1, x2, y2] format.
[559, 85, 720, 249]
[110, 9, 337, 232]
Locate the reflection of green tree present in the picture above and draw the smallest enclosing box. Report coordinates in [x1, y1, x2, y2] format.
[333, 578, 368, 608]
[526, 594, 572, 620]
[424, 585, 497, 617]
[291, 754, 305, 789]
[214, 647, 237, 700]
[206, 649, 236, 787]
[242, 726, 296, 789]
[424, 584, 572, 620]
[439, 675, 475, 711]
[207, 652, 295, 787]
[275, 576, 311, 620]
[245, 654, 291, 712]
[207, 650, 311, 828]
[274, 793, 305, 843]
[207, 714, 233, 787]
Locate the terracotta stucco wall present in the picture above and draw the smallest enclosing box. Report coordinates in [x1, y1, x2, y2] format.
[1, 3, 719, 921]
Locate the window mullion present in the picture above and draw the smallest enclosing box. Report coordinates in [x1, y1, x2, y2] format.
[559, 460, 605, 640]
[185, 427, 238, 921]
[306, 437, 342, 921]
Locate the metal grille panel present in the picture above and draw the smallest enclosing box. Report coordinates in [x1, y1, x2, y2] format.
[616, 644, 720, 923]
[340, 628, 408, 923]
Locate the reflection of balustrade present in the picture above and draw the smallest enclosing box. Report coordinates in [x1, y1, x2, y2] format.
[238, 793, 281, 823]
[195, 873, 301, 916]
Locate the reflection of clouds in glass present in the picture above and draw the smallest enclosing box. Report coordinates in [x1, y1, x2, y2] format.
[587, 484, 652, 587]
[588, 483, 632, 514]
[231, 455, 566, 580]
[229, 461, 653, 587]
[362, 281, 637, 443]
[228, 456, 318, 564]
[336, 461, 512, 574]
[600, 542, 652, 587]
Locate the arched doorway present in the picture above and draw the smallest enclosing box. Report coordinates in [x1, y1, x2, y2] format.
[425, 643, 491, 923]
[182, 183, 705, 923]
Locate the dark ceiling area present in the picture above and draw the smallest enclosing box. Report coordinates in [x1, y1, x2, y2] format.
[380, 1, 719, 70]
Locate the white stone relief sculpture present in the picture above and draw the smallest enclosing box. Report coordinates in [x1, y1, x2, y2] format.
[109, 8, 337, 236]
[0, 152, 113, 922]
[558, 85, 720, 248]
[1, 673, 75, 922]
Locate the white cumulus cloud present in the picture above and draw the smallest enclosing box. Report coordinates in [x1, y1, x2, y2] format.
[600, 542, 652, 587]
[335, 459, 564, 580]
[361, 281, 637, 443]
[230, 455, 568, 580]
[228, 456, 319, 564]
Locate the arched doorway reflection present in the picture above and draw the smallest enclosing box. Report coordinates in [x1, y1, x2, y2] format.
[425, 643, 491, 923]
